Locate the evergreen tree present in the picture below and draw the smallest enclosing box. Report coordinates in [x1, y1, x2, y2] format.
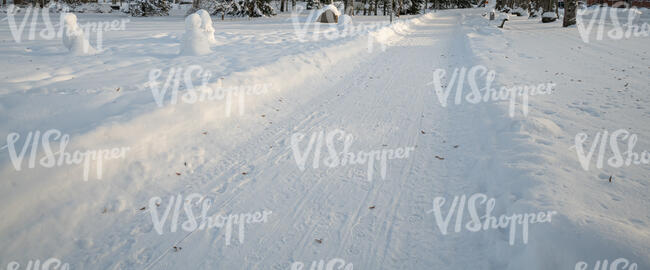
[306, 0, 321, 10]
[130, 0, 171, 16]
[404, 0, 424, 14]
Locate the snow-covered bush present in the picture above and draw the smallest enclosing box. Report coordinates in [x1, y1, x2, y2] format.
[45, 1, 112, 13]
[46, 1, 72, 13]
[74, 3, 113, 13]
[196, 9, 217, 45]
[61, 13, 96, 55]
[181, 13, 212, 56]
[510, 7, 527, 16]
[130, 0, 171, 16]
[232, 0, 275, 17]
[542, 11, 557, 22]
[529, 7, 542, 18]
[196, 0, 274, 17]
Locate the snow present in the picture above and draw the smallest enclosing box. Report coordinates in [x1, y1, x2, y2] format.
[0, 7, 649, 270]
[338, 14, 352, 26]
[180, 13, 212, 55]
[61, 13, 97, 55]
[195, 9, 218, 45]
[496, 12, 510, 21]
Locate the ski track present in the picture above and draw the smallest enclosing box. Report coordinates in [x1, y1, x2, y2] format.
[144, 10, 502, 270]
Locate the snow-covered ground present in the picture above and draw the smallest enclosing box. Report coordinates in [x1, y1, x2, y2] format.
[0, 6, 648, 270]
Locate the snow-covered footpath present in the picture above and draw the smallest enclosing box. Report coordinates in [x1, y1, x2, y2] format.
[0, 6, 649, 270]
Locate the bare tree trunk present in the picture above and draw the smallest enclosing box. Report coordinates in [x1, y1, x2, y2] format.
[563, 0, 576, 26]
[292, 0, 296, 9]
[374, 0, 378, 15]
[383, 0, 387, 15]
[495, 0, 504, 10]
[397, 0, 404, 18]
[280, 0, 285, 12]
[363, 0, 367, 15]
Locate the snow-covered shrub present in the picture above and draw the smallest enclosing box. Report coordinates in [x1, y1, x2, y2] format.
[46, 0, 111, 13]
[529, 7, 542, 18]
[542, 11, 557, 22]
[510, 7, 527, 16]
[61, 13, 96, 55]
[235, 0, 275, 17]
[203, 0, 274, 17]
[46, 1, 72, 12]
[73, 3, 113, 13]
[181, 13, 212, 56]
[196, 9, 217, 45]
[130, 0, 171, 16]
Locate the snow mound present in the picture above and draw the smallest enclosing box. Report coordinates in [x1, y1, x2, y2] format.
[181, 13, 212, 56]
[195, 9, 217, 45]
[338, 14, 352, 26]
[61, 13, 96, 55]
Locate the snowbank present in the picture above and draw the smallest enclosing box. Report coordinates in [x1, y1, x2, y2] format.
[496, 12, 510, 21]
[338, 14, 352, 27]
[61, 13, 96, 55]
[180, 13, 212, 56]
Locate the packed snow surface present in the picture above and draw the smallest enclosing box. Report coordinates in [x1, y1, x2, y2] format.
[0, 7, 648, 270]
